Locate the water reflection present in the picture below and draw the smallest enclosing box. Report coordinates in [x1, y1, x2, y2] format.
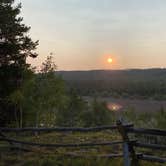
[107, 103, 122, 111]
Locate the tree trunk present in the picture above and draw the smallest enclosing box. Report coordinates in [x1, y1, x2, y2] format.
[20, 105, 23, 128]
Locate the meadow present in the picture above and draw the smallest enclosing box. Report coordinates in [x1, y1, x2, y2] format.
[1, 1, 166, 165]
[0, 129, 165, 166]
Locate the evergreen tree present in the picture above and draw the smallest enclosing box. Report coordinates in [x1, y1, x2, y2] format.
[0, 0, 38, 126]
[20, 56, 67, 127]
[56, 89, 86, 127]
[80, 99, 112, 127]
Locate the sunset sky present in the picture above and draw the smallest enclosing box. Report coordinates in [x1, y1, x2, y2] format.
[18, 0, 166, 70]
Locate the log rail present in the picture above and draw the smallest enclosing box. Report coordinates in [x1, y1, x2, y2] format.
[0, 121, 166, 166]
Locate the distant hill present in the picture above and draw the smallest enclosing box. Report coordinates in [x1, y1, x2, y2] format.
[56, 69, 166, 82]
[56, 69, 166, 99]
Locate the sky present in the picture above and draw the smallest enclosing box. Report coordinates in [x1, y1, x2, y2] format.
[17, 0, 166, 70]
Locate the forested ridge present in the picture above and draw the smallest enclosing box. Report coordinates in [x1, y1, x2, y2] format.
[0, 1, 166, 165]
[57, 69, 166, 81]
[57, 69, 166, 99]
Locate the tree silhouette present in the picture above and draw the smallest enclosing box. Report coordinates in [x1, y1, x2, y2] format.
[0, 0, 38, 126]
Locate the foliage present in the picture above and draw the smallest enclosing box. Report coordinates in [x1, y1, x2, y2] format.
[40, 55, 57, 73]
[80, 99, 112, 127]
[0, 0, 38, 126]
[20, 56, 67, 127]
[55, 89, 86, 127]
[119, 107, 166, 130]
[0, 131, 164, 166]
[58, 69, 166, 100]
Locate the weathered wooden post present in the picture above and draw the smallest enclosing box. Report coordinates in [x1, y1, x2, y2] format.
[117, 120, 139, 166]
[117, 120, 131, 166]
[123, 141, 131, 166]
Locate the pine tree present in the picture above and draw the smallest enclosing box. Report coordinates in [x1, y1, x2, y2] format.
[0, 0, 38, 126]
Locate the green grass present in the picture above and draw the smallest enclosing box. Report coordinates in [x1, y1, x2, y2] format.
[0, 131, 165, 166]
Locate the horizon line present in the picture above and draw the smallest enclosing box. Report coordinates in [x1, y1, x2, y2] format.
[56, 67, 166, 72]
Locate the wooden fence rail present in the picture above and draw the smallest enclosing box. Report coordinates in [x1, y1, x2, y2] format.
[0, 137, 124, 148]
[0, 120, 166, 166]
[127, 128, 166, 136]
[0, 124, 133, 132]
[138, 154, 166, 163]
[133, 142, 166, 151]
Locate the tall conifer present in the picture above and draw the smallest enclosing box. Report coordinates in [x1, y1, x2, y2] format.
[0, 0, 38, 126]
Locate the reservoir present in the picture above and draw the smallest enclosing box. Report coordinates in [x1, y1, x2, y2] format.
[84, 97, 166, 112]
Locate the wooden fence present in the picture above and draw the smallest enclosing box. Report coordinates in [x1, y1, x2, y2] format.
[0, 120, 166, 166]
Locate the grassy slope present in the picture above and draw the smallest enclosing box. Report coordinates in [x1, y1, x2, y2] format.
[0, 132, 164, 166]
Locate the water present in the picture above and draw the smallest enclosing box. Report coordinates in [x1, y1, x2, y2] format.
[84, 96, 166, 112]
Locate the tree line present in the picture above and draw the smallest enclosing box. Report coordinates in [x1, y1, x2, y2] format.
[56, 69, 166, 100]
[0, 0, 112, 127]
[1, 0, 166, 129]
[65, 79, 166, 100]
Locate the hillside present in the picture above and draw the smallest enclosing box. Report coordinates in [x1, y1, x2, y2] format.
[56, 69, 166, 81]
[56, 69, 166, 99]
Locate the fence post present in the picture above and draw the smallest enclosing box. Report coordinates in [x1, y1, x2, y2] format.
[117, 120, 139, 166]
[123, 141, 131, 166]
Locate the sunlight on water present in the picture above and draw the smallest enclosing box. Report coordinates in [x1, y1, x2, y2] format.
[107, 103, 123, 111]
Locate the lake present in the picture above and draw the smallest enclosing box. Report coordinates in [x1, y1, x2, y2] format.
[84, 97, 166, 112]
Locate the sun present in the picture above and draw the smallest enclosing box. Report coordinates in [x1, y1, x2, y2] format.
[107, 58, 113, 63]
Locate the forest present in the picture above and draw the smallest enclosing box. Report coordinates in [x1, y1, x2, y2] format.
[0, 0, 166, 166]
[57, 69, 166, 100]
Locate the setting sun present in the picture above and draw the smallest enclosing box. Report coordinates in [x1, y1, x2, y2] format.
[107, 58, 113, 63]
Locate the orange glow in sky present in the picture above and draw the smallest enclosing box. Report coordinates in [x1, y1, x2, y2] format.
[24, 1, 166, 70]
[107, 58, 113, 63]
